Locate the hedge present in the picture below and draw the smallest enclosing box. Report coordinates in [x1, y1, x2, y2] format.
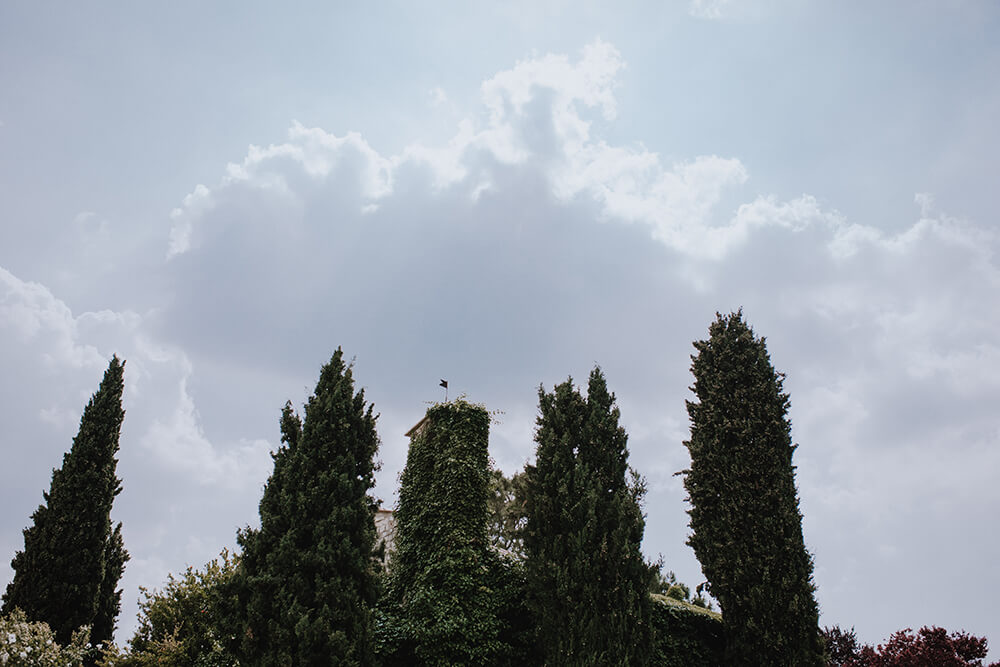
[650, 593, 724, 666]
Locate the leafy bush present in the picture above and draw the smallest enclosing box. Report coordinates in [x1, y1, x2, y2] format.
[650, 594, 724, 667]
[0, 608, 91, 666]
[486, 468, 527, 558]
[100, 551, 239, 666]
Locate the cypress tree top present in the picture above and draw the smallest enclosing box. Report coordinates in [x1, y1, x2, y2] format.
[683, 312, 823, 666]
[3, 356, 129, 647]
[525, 368, 652, 666]
[235, 348, 380, 666]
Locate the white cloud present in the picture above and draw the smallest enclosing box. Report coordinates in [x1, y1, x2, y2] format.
[142, 392, 271, 487]
[168, 40, 832, 264]
[0, 266, 107, 370]
[688, 0, 735, 20]
[0, 265, 272, 486]
[429, 86, 448, 108]
[168, 184, 214, 257]
[140, 355, 272, 487]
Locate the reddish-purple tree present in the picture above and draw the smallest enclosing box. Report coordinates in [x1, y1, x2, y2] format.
[828, 625, 998, 667]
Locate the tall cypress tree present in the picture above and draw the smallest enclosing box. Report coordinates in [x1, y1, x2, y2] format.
[235, 348, 380, 666]
[3, 356, 129, 648]
[524, 368, 651, 665]
[682, 311, 823, 666]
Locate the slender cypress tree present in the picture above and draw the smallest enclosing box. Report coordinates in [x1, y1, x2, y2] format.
[2, 356, 129, 648]
[524, 368, 651, 665]
[235, 348, 380, 666]
[378, 399, 508, 665]
[682, 311, 823, 666]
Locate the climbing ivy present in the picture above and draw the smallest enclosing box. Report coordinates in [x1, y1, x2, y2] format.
[377, 399, 517, 665]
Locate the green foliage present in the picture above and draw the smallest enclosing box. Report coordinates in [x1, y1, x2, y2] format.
[486, 468, 527, 558]
[234, 348, 380, 666]
[524, 368, 652, 665]
[112, 550, 240, 666]
[2, 357, 129, 649]
[648, 564, 689, 603]
[0, 608, 92, 666]
[377, 400, 512, 665]
[649, 594, 724, 667]
[648, 562, 715, 611]
[683, 311, 824, 666]
[485, 553, 540, 665]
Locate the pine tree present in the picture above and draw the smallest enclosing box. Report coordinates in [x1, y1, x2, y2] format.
[2, 356, 129, 649]
[235, 348, 380, 666]
[378, 399, 509, 665]
[524, 368, 652, 665]
[682, 311, 823, 666]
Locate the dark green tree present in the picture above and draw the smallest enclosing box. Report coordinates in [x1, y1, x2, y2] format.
[377, 399, 513, 665]
[682, 311, 824, 666]
[2, 357, 129, 650]
[234, 348, 380, 666]
[524, 368, 652, 665]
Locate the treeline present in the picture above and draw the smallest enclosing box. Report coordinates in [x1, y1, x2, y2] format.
[2, 312, 995, 666]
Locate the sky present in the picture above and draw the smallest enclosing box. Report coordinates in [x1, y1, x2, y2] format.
[2, 0, 998, 655]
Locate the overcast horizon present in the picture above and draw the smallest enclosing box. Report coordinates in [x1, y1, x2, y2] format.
[2, 0, 998, 657]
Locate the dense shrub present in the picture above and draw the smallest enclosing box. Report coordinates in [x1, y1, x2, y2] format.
[0, 608, 91, 666]
[100, 551, 240, 666]
[650, 594, 724, 667]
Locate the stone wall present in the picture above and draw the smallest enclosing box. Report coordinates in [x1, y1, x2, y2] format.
[375, 508, 396, 568]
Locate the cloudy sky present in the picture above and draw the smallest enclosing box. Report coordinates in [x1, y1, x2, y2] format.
[2, 0, 998, 655]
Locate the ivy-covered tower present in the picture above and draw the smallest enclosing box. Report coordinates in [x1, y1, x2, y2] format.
[378, 399, 506, 665]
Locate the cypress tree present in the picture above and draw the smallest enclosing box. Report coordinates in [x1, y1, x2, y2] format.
[378, 399, 508, 665]
[2, 356, 129, 649]
[235, 348, 380, 666]
[524, 368, 652, 665]
[682, 311, 823, 666]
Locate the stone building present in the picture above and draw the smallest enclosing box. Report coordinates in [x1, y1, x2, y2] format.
[374, 507, 396, 568]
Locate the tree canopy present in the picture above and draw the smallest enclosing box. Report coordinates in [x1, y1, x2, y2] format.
[683, 311, 823, 665]
[234, 348, 381, 666]
[524, 368, 652, 665]
[3, 356, 129, 650]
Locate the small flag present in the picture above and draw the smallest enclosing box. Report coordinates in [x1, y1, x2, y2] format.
[440, 379, 448, 389]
